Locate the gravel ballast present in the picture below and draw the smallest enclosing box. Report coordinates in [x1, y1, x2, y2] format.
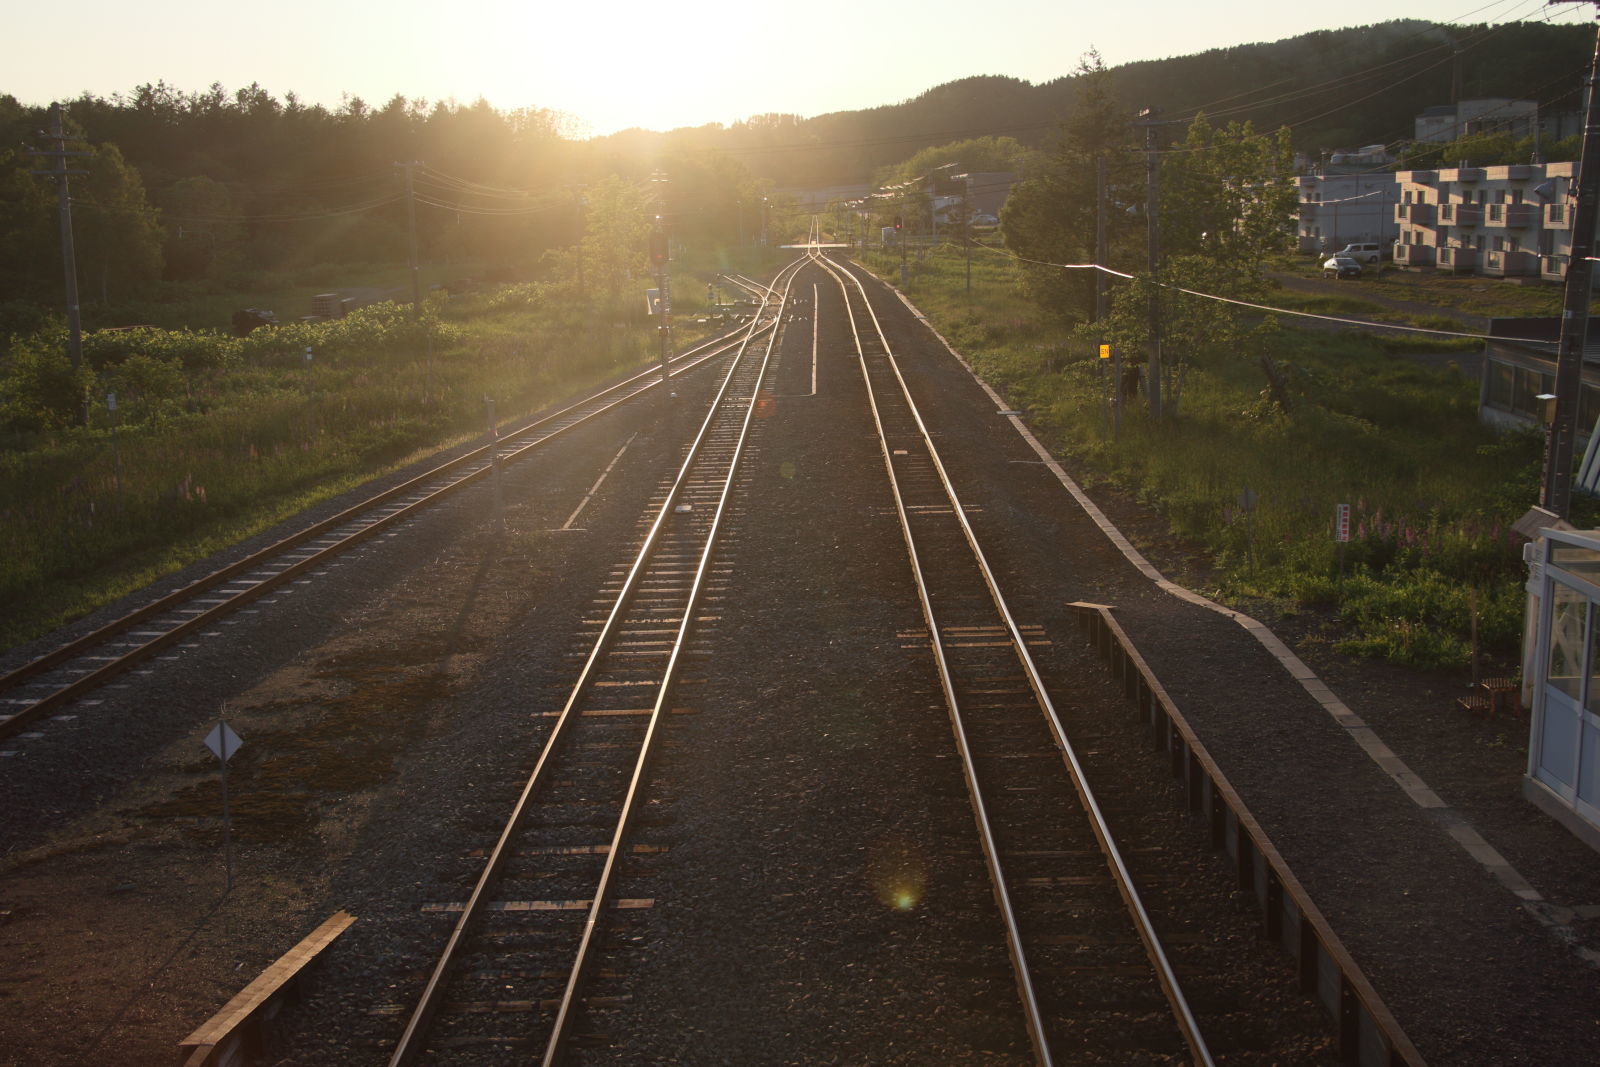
[0, 260, 1594, 1065]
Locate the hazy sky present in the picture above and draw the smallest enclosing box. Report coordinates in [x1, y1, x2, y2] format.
[10, 0, 1590, 136]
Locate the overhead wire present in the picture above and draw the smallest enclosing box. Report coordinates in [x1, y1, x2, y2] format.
[971, 242, 1496, 341]
[159, 194, 407, 224]
[1181, 0, 1550, 125]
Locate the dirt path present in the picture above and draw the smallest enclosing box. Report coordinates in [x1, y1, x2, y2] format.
[1268, 269, 1491, 330]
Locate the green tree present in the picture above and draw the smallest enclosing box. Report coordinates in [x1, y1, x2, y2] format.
[162, 175, 242, 282]
[1103, 115, 1294, 417]
[1001, 51, 1139, 324]
[0, 147, 58, 303]
[1159, 115, 1295, 277]
[581, 176, 653, 308]
[0, 333, 94, 433]
[73, 141, 164, 304]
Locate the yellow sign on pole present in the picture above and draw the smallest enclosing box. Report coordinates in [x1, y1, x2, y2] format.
[1099, 344, 1112, 360]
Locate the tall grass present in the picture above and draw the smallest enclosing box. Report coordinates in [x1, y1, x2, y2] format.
[863, 240, 1557, 669]
[0, 282, 663, 647]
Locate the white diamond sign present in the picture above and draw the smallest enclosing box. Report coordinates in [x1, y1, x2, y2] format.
[204, 722, 243, 762]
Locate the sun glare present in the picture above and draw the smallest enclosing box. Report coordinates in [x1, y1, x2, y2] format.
[471, 6, 732, 135]
[867, 837, 928, 912]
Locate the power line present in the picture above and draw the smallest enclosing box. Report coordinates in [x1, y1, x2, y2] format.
[972, 242, 1494, 341]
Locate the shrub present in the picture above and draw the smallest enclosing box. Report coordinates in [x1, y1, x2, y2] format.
[82, 326, 236, 373]
[0, 338, 94, 433]
[108, 354, 188, 427]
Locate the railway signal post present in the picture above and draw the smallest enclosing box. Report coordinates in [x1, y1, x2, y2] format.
[650, 224, 673, 390]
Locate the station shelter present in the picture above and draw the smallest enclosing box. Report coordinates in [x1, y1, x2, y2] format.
[1526, 528, 1600, 851]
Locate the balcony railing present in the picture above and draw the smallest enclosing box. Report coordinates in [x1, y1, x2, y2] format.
[1396, 203, 1437, 224]
[1438, 246, 1479, 272]
[1483, 249, 1538, 277]
[1487, 204, 1539, 228]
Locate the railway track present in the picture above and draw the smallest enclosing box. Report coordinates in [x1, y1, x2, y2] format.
[52, 238, 1393, 1063]
[0, 321, 773, 744]
[384, 258, 806, 1065]
[808, 248, 1212, 1064]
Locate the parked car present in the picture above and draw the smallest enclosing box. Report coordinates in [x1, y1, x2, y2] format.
[1322, 255, 1363, 279]
[1334, 242, 1386, 264]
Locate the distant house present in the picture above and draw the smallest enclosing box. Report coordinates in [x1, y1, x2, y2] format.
[1414, 98, 1540, 143]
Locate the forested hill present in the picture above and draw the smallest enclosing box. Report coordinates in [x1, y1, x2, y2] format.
[0, 18, 1587, 307]
[623, 19, 1590, 184]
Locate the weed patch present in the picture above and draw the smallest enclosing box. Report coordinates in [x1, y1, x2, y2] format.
[871, 241, 1549, 669]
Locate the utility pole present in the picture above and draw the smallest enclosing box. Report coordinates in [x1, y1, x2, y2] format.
[396, 161, 432, 403]
[960, 173, 972, 295]
[1096, 156, 1121, 440]
[575, 192, 586, 303]
[398, 161, 423, 311]
[1543, 4, 1600, 518]
[1095, 157, 1109, 326]
[1136, 108, 1165, 418]
[29, 103, 89, 409]
[900, 212, 908, 287]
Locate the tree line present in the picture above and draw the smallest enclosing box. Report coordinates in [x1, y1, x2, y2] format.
[0, 85, 776, 331]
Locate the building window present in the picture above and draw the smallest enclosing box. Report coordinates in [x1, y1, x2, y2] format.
[1488, 362, 1514, 409]
[1582, 383, 1600, 437]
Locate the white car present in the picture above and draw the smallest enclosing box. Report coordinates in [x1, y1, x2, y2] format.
[1334, 242, 1385, 264]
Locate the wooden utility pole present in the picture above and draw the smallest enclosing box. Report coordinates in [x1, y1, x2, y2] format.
[1136, 108, 1164, 418]
[1542, 6, 1600, 518]
[398, 161, 423, 310]
[396, 161, 433, 403]
[1095, 156, 1109, 326]
[29, 103, 88, 389]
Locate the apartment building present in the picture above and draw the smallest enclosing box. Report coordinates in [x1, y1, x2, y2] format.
[1295, 168, 1398, 254]
[1393, 161, 1582, 283]
[1414, 98, 1540, 143]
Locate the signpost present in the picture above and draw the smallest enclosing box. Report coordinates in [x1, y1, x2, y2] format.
[303, 346, 315, 442]
[1099, 344, 1113, 439]
[1239, 487, 1258, 578]
[1335, 502, 1351, 590]
[204, 718, 243, 891]
[107, 392, 122, 510]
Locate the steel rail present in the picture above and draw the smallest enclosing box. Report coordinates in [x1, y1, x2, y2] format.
[539, 256, 805, 1067]
[385, 260, 805, 1067]
[815, 249, 1214, 1066]
[0, 324, 769, 742]
[811, 250, 1052, 1064]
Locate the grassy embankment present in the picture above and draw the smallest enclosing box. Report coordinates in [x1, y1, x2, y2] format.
[861, 240, 1580, 670]
[0, 247, 761, 649]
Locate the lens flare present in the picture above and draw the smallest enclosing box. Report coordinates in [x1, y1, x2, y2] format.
[867, 837, 928, 912]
